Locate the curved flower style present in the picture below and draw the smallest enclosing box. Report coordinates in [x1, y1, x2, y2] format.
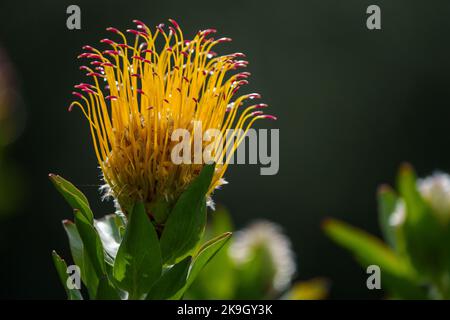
[70, 19, 275, 215]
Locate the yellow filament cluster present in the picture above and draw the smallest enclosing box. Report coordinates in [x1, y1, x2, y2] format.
[70, 20, 273, 211]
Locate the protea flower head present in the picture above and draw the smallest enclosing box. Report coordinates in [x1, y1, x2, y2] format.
[69, 19, 275, 216]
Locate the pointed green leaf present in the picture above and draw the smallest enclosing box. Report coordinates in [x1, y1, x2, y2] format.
[49, 174, 94, 223]
[188, 207, 235, 299]
[96, 276, 121, 300]
[183, 232, 232, 294]
[52, 251, 83, 300]
[323, 219, 414, 277]
[397, 164, 426, 224]
[377, 185, 398, 249]
[74, 210, 106, 278]
[147, 256, 192, 300]
[323, 218, 427, 298]
[113, 202, 162, 299]
[62, 220, 99, 298]
[160, 164, 215, 264]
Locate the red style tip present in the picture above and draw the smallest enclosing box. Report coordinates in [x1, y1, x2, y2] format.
[168, 19, 180, 29]
[81, 88, 96, 94]
[106, 27, 120, 34]
[82, 45, 94, 51]
[217, 37, 232, 43]
[86, 72, 104, 78]
[248, 93, 261, 100]
[232, 52, 246, 58]
[133, 19, 146, 26]
[126, 29, 140, 36]
[202, 29, 217, 36]
[103, 50, 119, 56]
[105, 95, 118, 101]
[156, 24, 165, 33]
[117, 43, 132, 49]
[233, 63, 247, 69]
[74, 83, 91, 89]
[235, 73, 251, 80]
[254, 103, 269, 109]
[100, 38, 116, 45]
[101, 62, 115, 67]
[77, 53, 90, 59]
[71, 91, 83, 99]
[87, 54, 101, 59]
[251, 111, 264, 116]
[168, 26, 176, 35]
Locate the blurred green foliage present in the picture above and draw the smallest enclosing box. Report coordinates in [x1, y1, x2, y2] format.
[187, 208, 328, 300]
[324, 164, 450, 299]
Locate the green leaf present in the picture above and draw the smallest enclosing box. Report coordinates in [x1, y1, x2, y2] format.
[397, 164, 449, 276]
[95, 214, 123, 266]
[160, 164, 215, 264]
[377, 185, 399, 249]
[74, 210, 106, 278]
[96, 276, 121, 300]
[147, 256, 192, 300]
[397, 164, 426, 224]
[323, 218, 427, 299]
[52, 251, 83, 300]
[62, 220, 99, 298]
[183, 232, 232, 294]
[188, 207, 235, 299]
[49, 174, 94, 223]
[113, 202, 162, 299]
[323, 218, 414, 277]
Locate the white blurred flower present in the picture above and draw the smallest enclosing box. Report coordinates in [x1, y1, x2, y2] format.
[418, 172, 450, 222]
[389, 199, 406, 227]
[229, 220, 296, 292]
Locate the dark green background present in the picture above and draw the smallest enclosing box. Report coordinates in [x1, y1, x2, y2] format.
[1, 0, 450, 299]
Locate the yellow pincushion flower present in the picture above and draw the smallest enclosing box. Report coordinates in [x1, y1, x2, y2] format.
[70, 19, 275, 216]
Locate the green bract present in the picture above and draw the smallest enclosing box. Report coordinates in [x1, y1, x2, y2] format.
[50, 164, 232, 300]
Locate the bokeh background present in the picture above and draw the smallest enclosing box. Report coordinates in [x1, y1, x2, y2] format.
[1, 0, 450, 299]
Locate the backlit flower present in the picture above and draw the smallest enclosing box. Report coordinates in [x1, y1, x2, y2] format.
[418, 172, 450, 223]
[229, 220, 296, 292]
[70, 20, 275, 215]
